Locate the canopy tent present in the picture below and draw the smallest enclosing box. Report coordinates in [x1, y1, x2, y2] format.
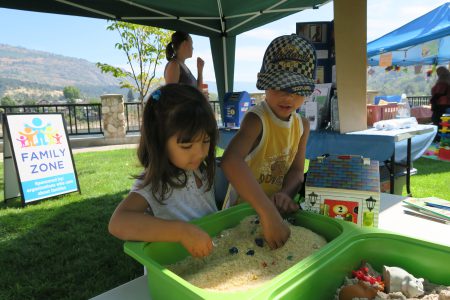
[1, 0, 370, 133]
[367, 2, 450, 66]
[0, 0, 330, 101]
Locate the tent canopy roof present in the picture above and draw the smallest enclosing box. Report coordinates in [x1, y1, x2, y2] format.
[1, 0, 328, 38]
[0, 0, 330, 99]
[367, 2, 450, 66]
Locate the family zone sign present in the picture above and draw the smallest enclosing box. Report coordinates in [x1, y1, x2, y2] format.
[3, 113, 80, 205]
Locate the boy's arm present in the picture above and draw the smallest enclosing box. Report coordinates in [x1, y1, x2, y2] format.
[108, 192, 212, 257]
[272, 117, 310, 213]
[221, 113, 290, 249]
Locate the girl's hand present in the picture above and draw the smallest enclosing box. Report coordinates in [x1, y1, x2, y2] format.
[272, 192, 300, 214]
[180, 223, 213, 258]
[197, 57, 205, 72]
[260, 210, 290, 249]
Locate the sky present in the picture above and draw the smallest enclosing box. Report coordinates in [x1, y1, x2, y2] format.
[0, 0, 448, 91]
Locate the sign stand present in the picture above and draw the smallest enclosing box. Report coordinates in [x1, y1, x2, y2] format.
[3, 118, 21, 202]
[3, 113, 80, 206]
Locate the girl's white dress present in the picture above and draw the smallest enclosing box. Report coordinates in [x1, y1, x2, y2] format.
[131, 169, 217, 221]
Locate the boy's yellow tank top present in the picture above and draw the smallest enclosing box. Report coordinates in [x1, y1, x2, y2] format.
[245, 101, 303, 199]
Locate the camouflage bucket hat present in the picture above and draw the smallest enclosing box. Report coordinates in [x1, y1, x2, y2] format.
[256, 34, 317, 96]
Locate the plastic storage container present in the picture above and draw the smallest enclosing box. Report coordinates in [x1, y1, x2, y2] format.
[270, 231, 450, 300]
[367, 103, 399, 127]
[124, 203, 357, 300]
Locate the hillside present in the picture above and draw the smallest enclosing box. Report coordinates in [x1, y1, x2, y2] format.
[367, 66, 435, 96]
[0, 44, 437, 103]
[0, 44, 126, 101]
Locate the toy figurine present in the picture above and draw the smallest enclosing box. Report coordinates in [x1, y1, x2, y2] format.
[339, 281, 378, 300]
[383, 266, 425, 298]
[352, 264, 384, 290]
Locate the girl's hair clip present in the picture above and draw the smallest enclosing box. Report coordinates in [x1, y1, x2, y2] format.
[151, 90, 161, 102]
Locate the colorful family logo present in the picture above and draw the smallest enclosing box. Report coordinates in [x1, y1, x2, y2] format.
[16, 117, 63, 148]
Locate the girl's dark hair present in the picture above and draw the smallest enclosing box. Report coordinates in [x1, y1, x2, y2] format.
[137, 83, 217, 203]
[165, 31, 190, 61]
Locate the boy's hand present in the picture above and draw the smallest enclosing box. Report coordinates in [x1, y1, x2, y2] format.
[272, 192, 300, 214]
[260, 211, 291, 249]
[180, 223, 213, 258]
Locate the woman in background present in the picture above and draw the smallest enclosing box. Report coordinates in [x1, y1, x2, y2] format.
[164, 31, 204, 90]
[430, 66, 450, 141]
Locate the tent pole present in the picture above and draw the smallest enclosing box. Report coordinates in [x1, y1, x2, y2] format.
[222, 36, 228, 93]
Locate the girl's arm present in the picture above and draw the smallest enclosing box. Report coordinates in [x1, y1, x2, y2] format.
[164, 60, 181, 84]
[108, 192, 213, 257]
[273, 117, 310, 213]
[221, 113, 290, 250]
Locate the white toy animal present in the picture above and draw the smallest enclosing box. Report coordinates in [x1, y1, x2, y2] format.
[383, 266, 425, 298]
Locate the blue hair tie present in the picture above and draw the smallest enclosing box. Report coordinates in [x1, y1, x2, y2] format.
[151, 90, 161, 102]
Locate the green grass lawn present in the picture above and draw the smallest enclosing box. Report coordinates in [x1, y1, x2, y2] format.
[0, 150, 449, 299]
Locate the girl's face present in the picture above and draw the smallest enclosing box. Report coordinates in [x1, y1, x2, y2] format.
[265, 89, 305, 121]
[167, 131, 210, 171]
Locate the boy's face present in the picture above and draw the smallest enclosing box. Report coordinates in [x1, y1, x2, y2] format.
[265, 89, 305, 121]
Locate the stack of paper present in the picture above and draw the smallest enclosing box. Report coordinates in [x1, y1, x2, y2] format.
[402, 197, 450, 224]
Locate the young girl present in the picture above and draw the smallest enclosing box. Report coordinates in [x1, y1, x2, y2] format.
[109, 84, 218, 258]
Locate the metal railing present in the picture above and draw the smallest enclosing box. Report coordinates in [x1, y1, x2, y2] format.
[124, 102, 141, 133]
[407, 96, 430, 107]
[0, 96, 430, 140]
[0, 104, 102, 139]
[123, 100, 223, 133]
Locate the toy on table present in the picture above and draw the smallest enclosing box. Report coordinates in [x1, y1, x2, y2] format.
[338, 281, 378, 300]
[438, 114, 450, 160]
[339, 262, 383, 300]
[304, 155, 380, 228]
[338, 261, 427, 300]
[352, 264, 384, 290]
[383, 266, 424, 298]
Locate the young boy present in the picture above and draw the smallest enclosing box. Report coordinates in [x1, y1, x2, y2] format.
[221, 34, 316, 250]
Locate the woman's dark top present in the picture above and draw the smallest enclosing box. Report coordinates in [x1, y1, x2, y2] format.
[166, 59, 197, 87]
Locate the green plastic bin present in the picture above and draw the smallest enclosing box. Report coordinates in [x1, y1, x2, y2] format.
[270, 232, 450, 300]
[124, 203, 357, 300]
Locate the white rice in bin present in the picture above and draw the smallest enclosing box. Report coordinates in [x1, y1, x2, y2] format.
[167, 215, 327, 292]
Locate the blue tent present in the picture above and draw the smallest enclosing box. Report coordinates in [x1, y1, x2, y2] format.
[367, 2, 450, 66]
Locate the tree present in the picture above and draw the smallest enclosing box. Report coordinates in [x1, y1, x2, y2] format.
[96, 22, 172, 104]
[1, 96, 16, 106]
[23, 99, 37, 105]
[127, 89, 134, 102]
[63, 86, 81, 102]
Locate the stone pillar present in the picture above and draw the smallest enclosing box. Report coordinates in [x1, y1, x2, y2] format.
[100, 94, 126, 140]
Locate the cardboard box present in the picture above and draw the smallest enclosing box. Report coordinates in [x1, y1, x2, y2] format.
[304, 155, 381, 227]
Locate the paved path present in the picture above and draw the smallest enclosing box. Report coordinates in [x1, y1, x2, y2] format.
[71, 144, 137, 154]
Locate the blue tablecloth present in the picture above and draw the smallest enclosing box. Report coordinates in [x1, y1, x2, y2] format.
[219, 125, 437, 164]
[307, 125, 437, 164]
